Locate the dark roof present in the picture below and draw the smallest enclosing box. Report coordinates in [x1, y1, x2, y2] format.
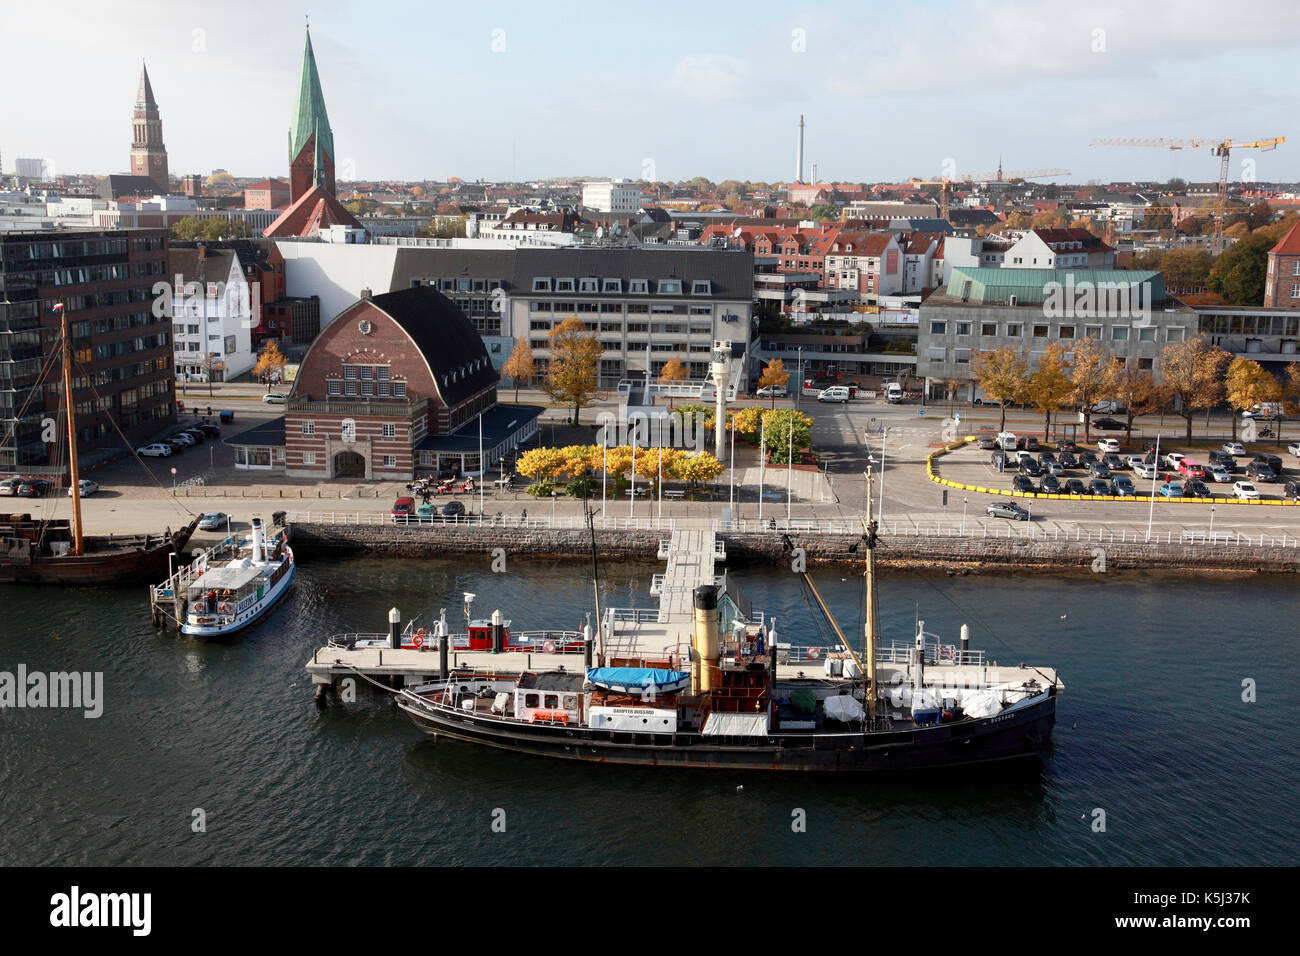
[223, 416, 286, 447]
[369, 286, 498, 406]
[414, 404, 542, 453]
[171, 237, 278, 269]
[168, 247, 238, 284]
[948, 209, 1000, 226]
[99, 175, 164, 199]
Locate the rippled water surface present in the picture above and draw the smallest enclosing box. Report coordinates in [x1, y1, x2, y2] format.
[1, 556, 1295, 866]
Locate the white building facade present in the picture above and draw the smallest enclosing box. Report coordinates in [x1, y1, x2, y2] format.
[582, 180, 644, 213]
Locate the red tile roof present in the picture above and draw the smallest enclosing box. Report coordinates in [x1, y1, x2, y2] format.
[1269, 219, 1300, 256]
[262, 184, 364, 238]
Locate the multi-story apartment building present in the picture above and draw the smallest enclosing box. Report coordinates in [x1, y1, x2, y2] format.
[0, 229, 174, 471]
[1264, 220, 1300, 309]
[166, 245, 255, 383]
[917, 266, 1194, 401]
[581, 181, 644, 214]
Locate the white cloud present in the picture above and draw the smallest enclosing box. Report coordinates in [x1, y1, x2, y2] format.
[667, 54, 752, 105]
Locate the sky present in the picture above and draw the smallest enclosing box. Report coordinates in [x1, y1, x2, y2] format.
[3, 0, 1298, 186]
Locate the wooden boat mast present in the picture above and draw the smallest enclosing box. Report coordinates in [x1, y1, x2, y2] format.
[862, 471, 879, 723]
[57, 303, 83, 556]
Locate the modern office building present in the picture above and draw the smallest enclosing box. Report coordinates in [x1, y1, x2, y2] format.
[0, 229, 174, 471]
[581, 181, 644, 214]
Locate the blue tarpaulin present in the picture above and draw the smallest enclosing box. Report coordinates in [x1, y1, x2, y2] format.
[585, 667, 691, 695]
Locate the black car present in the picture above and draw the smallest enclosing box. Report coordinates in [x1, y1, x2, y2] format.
[194, 423, 221, 437]
[1056, 440, 1078, 453]
[1104, 453, 1125, 471]
[1040, 474, 1061, 493]
[17, 478, 50, 497]
[1245, 461, 1277, 482]
[1208, 451, 1238, 471]
[1080, 451, 1098, 467]
[1019, 457, 1042, 477]
[1059, 452, 1078, 469]
[1064, 478, 1088, 496]
[1285, 479, 1300, 500]
[1039, 451, 1057, 465]
[1088, 461, 1112, 479]
[1093, 418, 1124, 431]
[1022, 436, 1040, 451]
[1187, 480, 1211, 498]
[1011, 475, 1036, 493]
[1088, 479, 1111, 496]
[441, 500, 466, 517]
[1252, 453, 1283, 475]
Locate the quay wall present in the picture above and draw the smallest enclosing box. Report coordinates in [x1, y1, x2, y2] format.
[286, 522, 1300, 573]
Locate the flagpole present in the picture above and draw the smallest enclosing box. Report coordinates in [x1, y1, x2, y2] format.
[601, 434, 607, 520]
[758, 414, 765, 522]
[478, 412, 484, 519]
[728, 417, 735, 515]
[786, 418, 793, 522]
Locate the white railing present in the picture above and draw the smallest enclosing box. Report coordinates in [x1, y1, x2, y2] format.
[778, 641, 986, 667]
[288, 511, 676, 532]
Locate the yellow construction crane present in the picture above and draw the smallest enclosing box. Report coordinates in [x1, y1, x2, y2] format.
[909, 168, 1070, 219]
[1088, 137, 1285, 255]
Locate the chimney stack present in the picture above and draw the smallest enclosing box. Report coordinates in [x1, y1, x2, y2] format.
[197, 243, 206, 260]
[795, 115, 805, 186]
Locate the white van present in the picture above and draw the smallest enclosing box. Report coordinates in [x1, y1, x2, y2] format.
[818, 385, 851, 404]
[997, 431, 1018, 451]
[884, 382, 904, 403]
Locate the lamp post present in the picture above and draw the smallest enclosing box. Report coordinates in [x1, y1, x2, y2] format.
[1209, 505, 1215, 539]
[551, 489, 558, 525]
[786, 418, 793, 522]
[601, 435, 608, 520]
[962, 496, 968, 534]
[795, 346, 804, 413]
[758, 414, 765, 522]
[728, 419, 735, 515]
[1146, 433, 1162, 542]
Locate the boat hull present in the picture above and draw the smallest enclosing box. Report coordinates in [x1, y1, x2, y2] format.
[181, 559, 295, 638]
[397, 686, 1058, 772]
[0, 519, 199, 586]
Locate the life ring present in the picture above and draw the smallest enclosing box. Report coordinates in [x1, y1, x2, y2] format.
[806, 646, 821, 660]
[218, 602, 232, 614]
[544, 640, 557, 653]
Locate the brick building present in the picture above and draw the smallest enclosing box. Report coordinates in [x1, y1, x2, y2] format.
[129, 63, 169, 194]
[1264, 220, 1300, 309]
[228, 286, 538, 478]
[1, 229, 174, 471]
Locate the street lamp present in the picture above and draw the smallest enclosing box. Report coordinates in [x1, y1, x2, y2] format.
[962, 497, 968, 534]
[1209, 505, 1215, 539]
[795, 346, 804, 414]
[551, 489, 558, 525]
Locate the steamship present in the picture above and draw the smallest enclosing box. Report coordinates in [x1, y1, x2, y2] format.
[395, 507, 1062, 773]
[180, 517, 294, 638]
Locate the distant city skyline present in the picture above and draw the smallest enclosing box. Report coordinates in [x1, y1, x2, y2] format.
[3, 0, 1298, 186]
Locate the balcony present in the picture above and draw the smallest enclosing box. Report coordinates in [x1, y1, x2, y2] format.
[287, 396, 429, 418]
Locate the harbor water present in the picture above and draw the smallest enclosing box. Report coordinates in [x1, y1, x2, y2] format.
[1, 556, 1295, 866]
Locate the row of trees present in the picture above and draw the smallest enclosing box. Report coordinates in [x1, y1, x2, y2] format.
[972, 335, 1300, 442]
[516, 443, 724, 495]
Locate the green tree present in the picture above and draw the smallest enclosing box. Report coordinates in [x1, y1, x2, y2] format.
[1158, 249, 1212, 292]
[760, 408, 813, 464]
[809, 203, 839, 222]
[1207, 231, 1274, 305]
[971, 345, 1031, 432]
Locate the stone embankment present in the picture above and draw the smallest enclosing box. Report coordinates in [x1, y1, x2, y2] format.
[286, 522, 1300, 573]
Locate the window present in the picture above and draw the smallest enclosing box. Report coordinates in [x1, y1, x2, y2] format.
[628, 279, 649, 294]
[601, 279, 621, 293]
[555, 278, 575, 292]
[301, 422, 315, 437]
[524, 693, 539, 708]
[1059, 325, 1075, 339]
[981, 323, 997, 336]
[1292, 261, 1300, 277]
[532, 278, 551, 292]
[930, 321, 946, 334]
[302, 451, 316, 465]
[1006, 323, 1022, 337]
[954, 348, 972, 364]
[1085, 325, 1103, 339]
[956, 322, 971, 336]
[1166, 327, 1185, 342]
[1138, 357, 1154, 369]
[381, 423, 396, 439]
[382, 455, 397, 468]
[327, 380, 341, 396]
[927, 346, 946, 361]
[1138, 328, 1156, 342]
[1111, 326, 1129, 341]
[691, 280, 711, 295]
[1291, 283, 1300, 299]
[392, 382, 406, 398]
[1033, 325, 1049, 338]
[657, 280, 682, 295]
[578, 278, 598, 293]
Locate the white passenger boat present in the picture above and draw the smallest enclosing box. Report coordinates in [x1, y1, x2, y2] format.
[182, 517, 295, 637]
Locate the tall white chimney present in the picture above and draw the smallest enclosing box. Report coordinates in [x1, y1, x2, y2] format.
[795, 115, 805, 185]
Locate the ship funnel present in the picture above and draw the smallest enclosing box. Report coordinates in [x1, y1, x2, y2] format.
[388, 607, 401, 649]
[692, 585, 720, 694]
[491, 608, 504, 653]
[913, 619, 926, 688]
[250, 516, 266, 564]
[960, 623, 970, 658]
[437, 609, 449, 675]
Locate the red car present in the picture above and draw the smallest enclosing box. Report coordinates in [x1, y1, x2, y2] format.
[391, 496, 415, 519]
[1177, 459, 1206, 480]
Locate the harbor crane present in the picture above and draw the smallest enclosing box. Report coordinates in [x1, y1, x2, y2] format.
[1088, 137, 1285, 255]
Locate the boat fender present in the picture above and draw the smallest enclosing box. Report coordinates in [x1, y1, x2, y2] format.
[218, 602, 232, 614]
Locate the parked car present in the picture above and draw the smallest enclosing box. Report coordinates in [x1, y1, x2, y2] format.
[262, 393, 288, 404]
[1019, 457, 1042, 478]
[1177, 460, 1206, 479]
[1011, 475, 1036, 493]
[1158, 481, 1184, 498]
[1088, 460, 1112, 479]
[1287, 442, 1300, 458]
[1040, 474, 1062, 493]
[1251, 453, 1283, 475]
[1059, 452, 1079, 469]
[1222, 441, 1246, 457]
[441, 500, 466, 518]
[1093, 418, 1124, 431]
[990, 451, 1009, 469]
[1133, 461, 1158, 479]
[1284, 479, 1300, 500]
[1043, 460, 1065, 477]
[1112, 476, 1136, 496]
[996, 432, 1018, 451]
[391, 496, 416, 519]
[1097, 438, 1121, 454]
[178, 427, 206, 442]
[1233, 481, 1260, 500]
[1022, 436, 1040, 452]
[1104, 453, 1126, 471]
[163, 438, 188, 452]
[67, 479, 99, 497]
[817, 386, 850, 403]
[1088, 478, 1111, 496]
[197, 511, 230, 531]
[1123, 454, 1145, 470]
[986, 500, 1029, 521]
[1039, 451, 1057, 464]
[1208, 465, 1232, 483]
[17, 478, 50, 497]
[1091, 400, 1126, 415]
[1186, 480, 1211, 499]
[1245, 461, 1277, 483]
[1064, 478, 1088, 495]
[1055, 440, 1079, 453]
[0, 476, 26, 496]
[168, 432, 197, 447]
[755, 385, 788, 398]
[1163, 452, 1187, 470]
[137, 443, 173, 457]
[1208, 451, 1238, 471]
[977, 436, 997, 450]
[195, 423, 221, 438]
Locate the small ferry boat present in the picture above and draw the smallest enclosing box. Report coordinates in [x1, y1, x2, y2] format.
[181, 517, 294, 637]
[395, 502, 1062, 772]
[349, 593, 587, 653]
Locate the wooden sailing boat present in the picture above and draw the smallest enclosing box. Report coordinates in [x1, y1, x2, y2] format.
[0, 303, 198, 585]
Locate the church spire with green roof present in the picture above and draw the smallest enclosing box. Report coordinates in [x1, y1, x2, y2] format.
[288, 26, 336, 201]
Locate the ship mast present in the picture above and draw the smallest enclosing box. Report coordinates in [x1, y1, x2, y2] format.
[57, 303, 83, 556]
[861, 472, 879, 725]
